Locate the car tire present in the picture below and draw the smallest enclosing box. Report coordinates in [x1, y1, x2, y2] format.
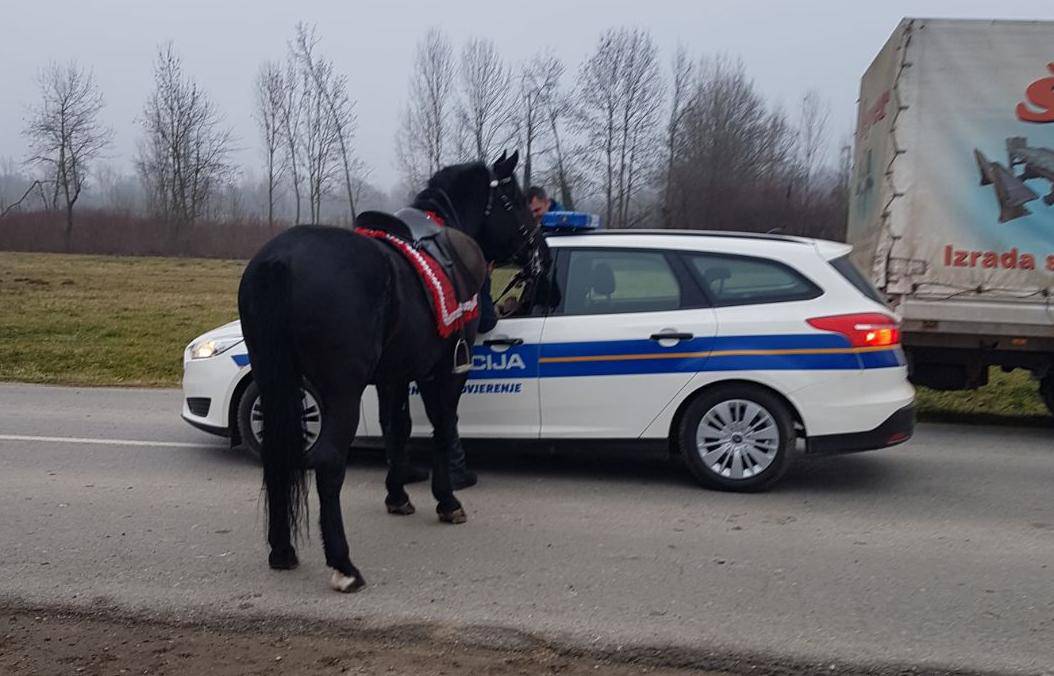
[236, 380, 323, 459]
[678, 384, 795, 492]
[1041, 374, 1054, 417]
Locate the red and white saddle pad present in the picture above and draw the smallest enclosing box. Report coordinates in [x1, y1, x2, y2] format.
[356, 227, 479, 338]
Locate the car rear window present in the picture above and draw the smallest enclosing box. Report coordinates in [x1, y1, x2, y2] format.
[830, 255, 886, 305]
[688, 254, 822, 307]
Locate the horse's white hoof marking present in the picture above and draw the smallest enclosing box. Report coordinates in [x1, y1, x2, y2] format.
[330, 570, 362, 593]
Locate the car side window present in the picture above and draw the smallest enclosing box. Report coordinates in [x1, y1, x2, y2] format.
[688, 253, 821, 306]
[560, 249, 682, 315]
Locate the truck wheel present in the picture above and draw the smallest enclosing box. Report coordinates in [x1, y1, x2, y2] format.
[236, 380, 323, 459]
[678, 384, 795, 492]
[1041, 375, 1054, 417]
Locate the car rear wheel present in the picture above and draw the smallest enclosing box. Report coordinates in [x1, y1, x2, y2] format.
[678, 384, 795, 491]
[236, 380, 323, 458]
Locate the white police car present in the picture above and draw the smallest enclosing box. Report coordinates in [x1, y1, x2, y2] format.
[182, 226, 915, 491]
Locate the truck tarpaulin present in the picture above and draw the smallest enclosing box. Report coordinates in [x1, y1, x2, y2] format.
[848, 19, 1054, 302]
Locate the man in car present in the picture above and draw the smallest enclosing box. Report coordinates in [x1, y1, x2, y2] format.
[527, 186, 564, 225]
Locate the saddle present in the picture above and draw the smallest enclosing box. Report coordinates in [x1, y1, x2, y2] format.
[355, 208, 486, 350]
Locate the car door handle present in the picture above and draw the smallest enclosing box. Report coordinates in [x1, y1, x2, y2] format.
[650, 332, 694, 341]
[484, 337, 524, 347]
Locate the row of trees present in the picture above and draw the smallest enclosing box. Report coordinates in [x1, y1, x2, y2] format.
[2, 24, 851, 255]
[394, 27, 849, 237]
[3, 23, 377, 252]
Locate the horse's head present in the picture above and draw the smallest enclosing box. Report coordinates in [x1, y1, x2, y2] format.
[475, 151, 540, 269]
[414, 153, 543, 270]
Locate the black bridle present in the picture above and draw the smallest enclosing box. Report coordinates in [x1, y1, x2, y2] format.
[482, 171, 542, 274]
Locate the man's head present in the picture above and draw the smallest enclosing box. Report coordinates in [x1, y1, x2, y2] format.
[527, 186, 551, 224]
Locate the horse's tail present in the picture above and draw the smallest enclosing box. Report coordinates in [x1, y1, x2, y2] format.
[239, 257, 307, 542]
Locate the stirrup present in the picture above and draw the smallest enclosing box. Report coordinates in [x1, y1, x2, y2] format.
[452, 336, 472, 374]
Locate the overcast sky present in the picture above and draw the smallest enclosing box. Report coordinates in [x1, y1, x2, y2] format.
[3, 0, 1054, 190]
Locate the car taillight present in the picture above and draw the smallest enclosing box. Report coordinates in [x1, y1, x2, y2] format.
[806, 313, 901, 348]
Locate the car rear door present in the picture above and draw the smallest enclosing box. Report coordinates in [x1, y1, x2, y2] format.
[538, 246, 717, 438]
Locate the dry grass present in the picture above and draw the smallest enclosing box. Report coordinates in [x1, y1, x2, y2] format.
[0, 251, 242, 386]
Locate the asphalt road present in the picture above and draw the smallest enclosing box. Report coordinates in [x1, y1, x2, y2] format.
[1, 383, 1052, 674]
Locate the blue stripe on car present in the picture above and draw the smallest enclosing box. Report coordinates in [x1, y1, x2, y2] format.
[230, 334, 904, 377]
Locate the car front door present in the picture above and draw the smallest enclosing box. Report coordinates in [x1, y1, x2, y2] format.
[538, 246, 718, 438]
[361, 315, 543, 440]
[449, 315, 543, 438]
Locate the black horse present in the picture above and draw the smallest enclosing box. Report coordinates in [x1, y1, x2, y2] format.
[238, 152, 540, 592]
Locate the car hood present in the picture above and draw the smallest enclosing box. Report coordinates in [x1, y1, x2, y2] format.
[188, 319, 242, 346]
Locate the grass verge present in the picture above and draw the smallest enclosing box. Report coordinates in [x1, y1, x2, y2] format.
[1, 251, 1050, 425]
[1, 251, 242, 387]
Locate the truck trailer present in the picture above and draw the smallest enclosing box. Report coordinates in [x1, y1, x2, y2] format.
[848, 17, 1054, 414]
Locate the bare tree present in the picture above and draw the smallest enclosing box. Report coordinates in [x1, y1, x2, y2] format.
[22, 61, 113, 249]
[254, 61, 287, 230]
[575, 28, 664, 228]
[279, 59, 306, 224]
[456, 37, 515, 163]
[797, 89, 831, 206]
[520, 51, 563, 189]
[662, 47, 694, 228]
[299, 66, 342, 224]
[136, 43, 234, 248]
[542, 72, 576, 208]
[666, 56, 835, 235]
[395, 28, 455, 188]
[290, 23, 359, 222]
[0, 181, 47, 221]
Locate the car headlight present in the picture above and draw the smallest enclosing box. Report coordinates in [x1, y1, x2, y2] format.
[189, 336, 244, 360]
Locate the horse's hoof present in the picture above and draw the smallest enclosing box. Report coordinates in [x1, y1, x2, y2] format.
[438, 507, 467, 524]
[268, 548, 299, 570]
[329, 570, 366, 593]
[386, 499, 416, 516]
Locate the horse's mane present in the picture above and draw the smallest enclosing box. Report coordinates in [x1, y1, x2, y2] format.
[424, 162, 487, 192]
[410, 162, 490, 228]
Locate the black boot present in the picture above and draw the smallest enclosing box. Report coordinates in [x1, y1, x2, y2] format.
[448, 436, 477, 490]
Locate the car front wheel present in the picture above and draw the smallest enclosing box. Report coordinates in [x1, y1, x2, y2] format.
[678, 384, 795, 491]
[236, 380, 323, 458]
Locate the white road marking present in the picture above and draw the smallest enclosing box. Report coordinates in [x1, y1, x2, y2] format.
[0, 434, 224, 449]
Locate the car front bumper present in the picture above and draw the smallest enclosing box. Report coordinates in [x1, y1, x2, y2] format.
[181, 349, 249, 437]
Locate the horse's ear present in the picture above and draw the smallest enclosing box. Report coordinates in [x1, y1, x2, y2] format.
[493, 150, 519, 178]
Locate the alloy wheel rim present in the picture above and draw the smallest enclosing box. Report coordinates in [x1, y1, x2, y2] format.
[250, 389, 322, 451]
[695, 399, 779, 480]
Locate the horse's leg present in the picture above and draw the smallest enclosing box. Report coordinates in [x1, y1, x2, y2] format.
[267, 487, 299, 570]
[311, 392, 366, 593]
[378, 381, 415, 515]
[417, 373, 466, 524]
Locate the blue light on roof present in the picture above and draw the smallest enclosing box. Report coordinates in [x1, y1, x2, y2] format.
[540, 211, 601, 231]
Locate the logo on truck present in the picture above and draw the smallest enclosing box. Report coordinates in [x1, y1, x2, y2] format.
[1016, 63, 1054, 124]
